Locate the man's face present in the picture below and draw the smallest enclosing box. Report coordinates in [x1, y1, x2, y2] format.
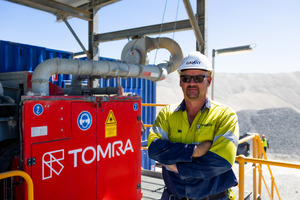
[179, 69, 211, 100]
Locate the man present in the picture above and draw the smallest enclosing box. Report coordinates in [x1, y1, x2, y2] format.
[261, 134, 269, 153]
[148, 51, 239, 200]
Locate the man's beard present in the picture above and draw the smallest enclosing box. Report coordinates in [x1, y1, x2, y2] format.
[186, 86, 199, 99]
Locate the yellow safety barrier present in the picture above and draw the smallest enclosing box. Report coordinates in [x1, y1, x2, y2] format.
[141, 103, 167, 128]
[142, 103, 167, 128]
[141, 103, 300, 200]
[236, 133, 300, 200]
[0, 170, 34, 200]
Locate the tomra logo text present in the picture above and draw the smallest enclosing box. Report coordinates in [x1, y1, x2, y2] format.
[42, 139, 134, 179]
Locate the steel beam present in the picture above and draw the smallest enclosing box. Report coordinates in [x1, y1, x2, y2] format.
[183, 0, 204, 52]
[196, 0, 206, 54]
[94, 18, 204, 43]
[6, 0, 92, 21]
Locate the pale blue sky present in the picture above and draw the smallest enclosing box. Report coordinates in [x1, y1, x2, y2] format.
[1, 0, 300, 73]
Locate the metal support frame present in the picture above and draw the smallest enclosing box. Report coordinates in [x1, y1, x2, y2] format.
[6, 0, 92, 21]
[94, 0, 206, 53]
[183, 0, 204, 52]
[6, 0, 120, 21]
[6, 0, 207, 57]
[196, 0, 206, 54]
[63, 19, 89, 57]
[94, 18, 204, 43]
[88, 6, 100, 87]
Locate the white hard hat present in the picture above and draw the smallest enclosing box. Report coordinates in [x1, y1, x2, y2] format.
[178, 51, 212, 71]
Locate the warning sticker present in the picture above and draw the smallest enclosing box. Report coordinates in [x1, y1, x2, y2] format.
[106, 110, 117, 124]
[105, 110, 117, 138]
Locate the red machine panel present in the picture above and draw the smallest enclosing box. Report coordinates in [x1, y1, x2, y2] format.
[21, 96, 142, 200]
[23, 100, 72, 143]
[96, 100, 142, 199]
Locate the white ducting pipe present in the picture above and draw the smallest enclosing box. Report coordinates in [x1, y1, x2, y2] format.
[32, 37, 183, 95]
[121, 37, 183, 74]
[145, 37, 183, 73]
[31, 57, 167, 95]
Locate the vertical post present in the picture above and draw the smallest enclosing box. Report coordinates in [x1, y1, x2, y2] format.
[196, 0, 206, 54]
[237, 156, 245, 200]
[211, 49, 216, 100]
[252, 135, 257, 200]
[271, 177, 275, 200]
[88, 7, 99, 88]
[257, 134, 262, 196]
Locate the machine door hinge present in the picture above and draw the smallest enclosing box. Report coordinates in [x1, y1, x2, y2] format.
[27, 157, 36, 166]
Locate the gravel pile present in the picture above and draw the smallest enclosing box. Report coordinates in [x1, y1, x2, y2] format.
[237, 107, 300, 157]
[213, 72, 300, 160]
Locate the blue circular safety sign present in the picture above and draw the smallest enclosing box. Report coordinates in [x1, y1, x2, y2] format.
[33, 104, 43, 116]
[78, 111, 92, 131]
[133, 103, 139, 111]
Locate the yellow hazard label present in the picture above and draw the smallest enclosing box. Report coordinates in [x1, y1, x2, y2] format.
[106, 110, 117, 124]
[105, 110, 117, 138]
[105, 124, 117, 138]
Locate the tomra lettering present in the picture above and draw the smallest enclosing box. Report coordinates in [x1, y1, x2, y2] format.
[68, 139, 134, 168]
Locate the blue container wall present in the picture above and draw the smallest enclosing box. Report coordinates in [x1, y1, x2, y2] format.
[0, 40, 156, 170]
[0, 40, 73, 73]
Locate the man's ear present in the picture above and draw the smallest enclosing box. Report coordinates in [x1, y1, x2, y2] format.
[206, 77, 212, 86]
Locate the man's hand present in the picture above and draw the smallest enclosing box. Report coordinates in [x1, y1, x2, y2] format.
[192, 140, 212, 158]
[166, 164, 178, 173]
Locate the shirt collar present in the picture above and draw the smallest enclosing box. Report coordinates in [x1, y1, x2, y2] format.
[175, 97, 211, 112]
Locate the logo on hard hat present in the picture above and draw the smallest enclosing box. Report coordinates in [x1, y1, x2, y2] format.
[78, 111, 92, 131]
[186, 60, 201, 65]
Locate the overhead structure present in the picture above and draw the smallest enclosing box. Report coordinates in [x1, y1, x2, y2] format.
[182, 0, 204, 52]
[6, 0, 207, 54]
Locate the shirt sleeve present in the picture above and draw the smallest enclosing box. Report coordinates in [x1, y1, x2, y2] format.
[148, 139, 195, 165]
[147, 105, 195, 165]
[176, 151, 232, 180]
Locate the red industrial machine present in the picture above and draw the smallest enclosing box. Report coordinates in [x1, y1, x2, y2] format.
[22, 96, 142, 199]
[0, 71, 142, 199]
